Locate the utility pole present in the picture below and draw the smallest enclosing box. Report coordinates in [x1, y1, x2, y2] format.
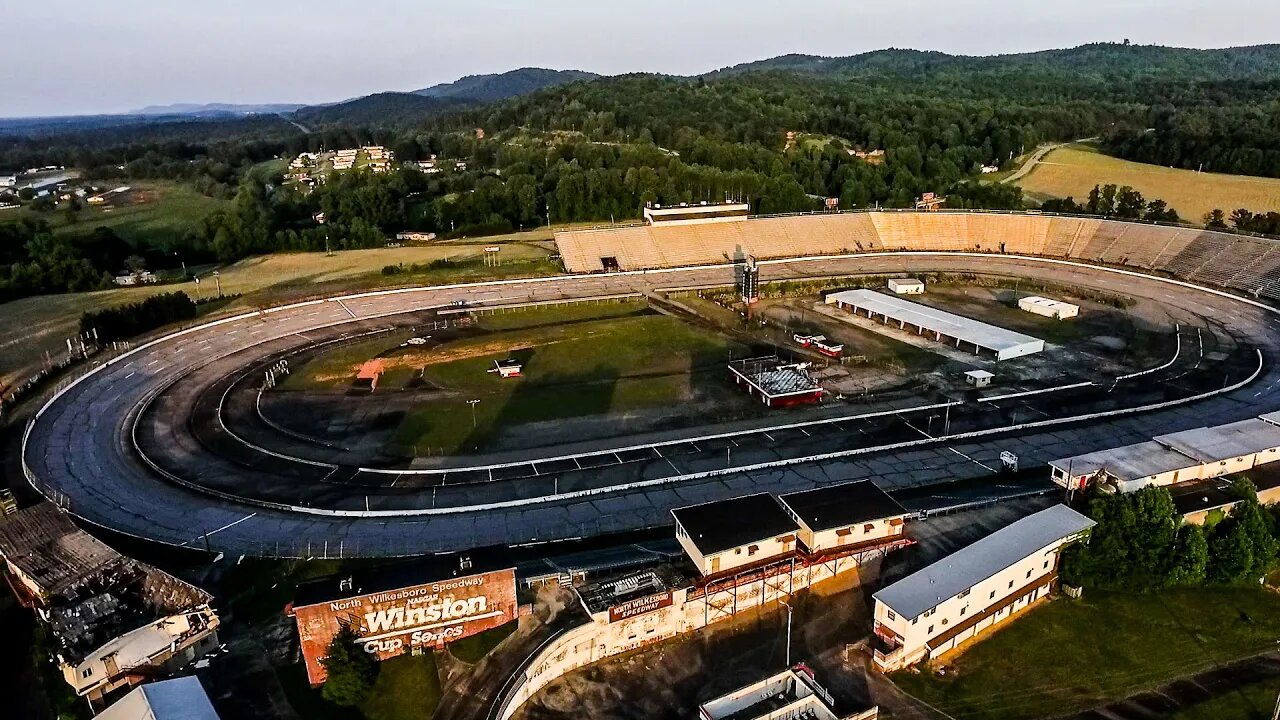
[780, 600, 793, 666]
[467, 399, 480, 428]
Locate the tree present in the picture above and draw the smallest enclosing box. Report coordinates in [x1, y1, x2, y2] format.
[320, 625, 377, 707]
[1167, 525, 1208, 586]
[1204, 208, 1228, 229]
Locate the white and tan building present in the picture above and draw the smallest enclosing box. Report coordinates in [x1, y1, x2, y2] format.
[1018, 296, 1079, 320]
[871, 504, 1094, 671]
[778, 480, 909, 554]
[673, 493, 799, 576]
[698, 665, 878, 720]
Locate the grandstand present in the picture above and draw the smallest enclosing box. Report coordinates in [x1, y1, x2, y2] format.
[553, 211, 1280, 301]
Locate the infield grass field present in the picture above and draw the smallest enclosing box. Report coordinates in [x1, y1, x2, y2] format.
[1015, 144, 1280, 221]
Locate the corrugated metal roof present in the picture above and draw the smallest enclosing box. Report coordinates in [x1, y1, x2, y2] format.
[1049, 440, 1199, 481]
[872, 505, 1095, 619]
[1155, 418, 1280, 462]
[826, 289, 1043, 355]
[98, 677, 220, 720]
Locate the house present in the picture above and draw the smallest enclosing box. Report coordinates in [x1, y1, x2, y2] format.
[778, 480, 909, 554]
[871, 504, 1094, 671]
[672, 494, 799, 576]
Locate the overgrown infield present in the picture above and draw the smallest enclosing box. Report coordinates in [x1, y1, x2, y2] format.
[1015, 144, 1280, 221]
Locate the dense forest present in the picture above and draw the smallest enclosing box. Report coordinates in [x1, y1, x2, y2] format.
[4, 43, 1280, 301]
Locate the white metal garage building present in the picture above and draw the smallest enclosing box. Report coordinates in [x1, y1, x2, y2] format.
[824, 289, 1045, 361]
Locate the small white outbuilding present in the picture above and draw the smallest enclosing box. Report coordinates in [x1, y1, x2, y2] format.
[887, 278, 925, 295]
[1018, 296, 1079, 320]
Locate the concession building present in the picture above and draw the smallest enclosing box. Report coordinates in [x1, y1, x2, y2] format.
[672, 493, 800, 576]
[871, 504, 1094, 671]
[824, 289, 1044, 361]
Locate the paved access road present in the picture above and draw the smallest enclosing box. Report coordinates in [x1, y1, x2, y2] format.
[22, 254, 1280, 557]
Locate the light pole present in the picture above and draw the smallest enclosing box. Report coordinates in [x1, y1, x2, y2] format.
[780, 600, 793, 667]
[467, 399, 480, 428]
[192, 276, 202, 301]
[213, 270, 222, 298]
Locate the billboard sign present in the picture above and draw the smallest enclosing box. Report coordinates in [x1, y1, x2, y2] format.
[608, 590, 674, 623]
[295, 567, 517, 684]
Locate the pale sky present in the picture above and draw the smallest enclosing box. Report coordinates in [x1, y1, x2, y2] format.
[2, 0, 1277, 117]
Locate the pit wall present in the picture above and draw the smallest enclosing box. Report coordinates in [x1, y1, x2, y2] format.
[497, 551, 880, 719]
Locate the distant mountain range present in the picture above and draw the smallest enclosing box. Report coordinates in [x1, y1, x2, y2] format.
[12, 44, 1280, 136]
[131, 102, 307, 116]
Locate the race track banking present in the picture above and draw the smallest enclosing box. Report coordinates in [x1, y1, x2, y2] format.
[22, 253, 1280, 557]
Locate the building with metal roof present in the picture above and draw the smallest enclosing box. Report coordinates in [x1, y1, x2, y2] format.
[727, 356, 824, 408]
[97, 676, 220, 720]
[825, 289, 1044, 361]
[870, 504, 1094, 671]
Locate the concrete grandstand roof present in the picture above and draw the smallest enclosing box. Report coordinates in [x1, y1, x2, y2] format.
[825, 289, 1044, 359]
[1154, 418, 1280, 462]
[873, 504, 1095, 619]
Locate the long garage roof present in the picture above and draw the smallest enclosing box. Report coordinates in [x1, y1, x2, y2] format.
[825, 289, 1043, 356]
[1048, 440, 1199, 481]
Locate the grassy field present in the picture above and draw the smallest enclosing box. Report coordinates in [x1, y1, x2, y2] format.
[361, 653, 441, 720]
[274, 304, 749, 454]
[447, 620, 518, 663]
[1015, 144, 1280, 221]
[893, 588, 1280, 720]
[0, 241, 557, 390]
[26, 180, 229, 248]
[390, 312, 747, 453]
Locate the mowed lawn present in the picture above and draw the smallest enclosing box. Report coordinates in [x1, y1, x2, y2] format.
[893, 588, 1280, 720]
[0, 242, 556, 390]
[1016, 144, 1280, 221]
[386, 313, 748, 454]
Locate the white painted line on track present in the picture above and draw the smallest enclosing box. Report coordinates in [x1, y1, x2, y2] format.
[183, 512, 257, 545]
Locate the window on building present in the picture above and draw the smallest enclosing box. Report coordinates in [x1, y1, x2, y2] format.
[82, 668, 93, 678]
[912, 617, 918, 625]
[928, 625, 934, 634]
[958, 588, 970, 599]
[1044, 560, 1050, 569]
[748, 544, 759, 556]
[989, 590, 996, 599]
[960, 606, 967, 616]
[942, 618, 949, 626]
[1008, 580, 1014, 589]
[887, 610, 896, 621]
[1026, 569, 1032, 579]
[863, 523, 875, 533]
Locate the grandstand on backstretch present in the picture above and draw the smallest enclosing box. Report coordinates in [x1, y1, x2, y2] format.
[551, 210, 1280, 304]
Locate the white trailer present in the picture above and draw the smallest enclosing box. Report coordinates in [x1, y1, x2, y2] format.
[1018, 296, 1079, 320]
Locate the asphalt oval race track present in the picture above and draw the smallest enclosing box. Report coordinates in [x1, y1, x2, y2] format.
[22, 253, 1280, 557]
